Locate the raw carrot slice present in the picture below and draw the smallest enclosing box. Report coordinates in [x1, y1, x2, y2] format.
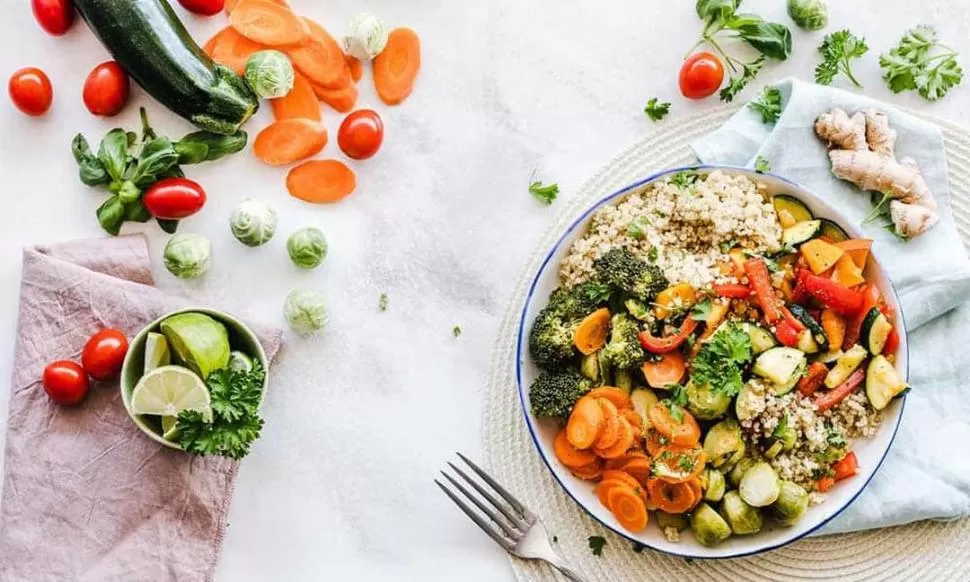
[226, 0, 287, 13]
[554, 429, 597, 468]
[585, 387, 632, 410]
[346, 54, 363, 82]
[607, 486, 649, 531]
[641, 351, 686, 389]
[204, 27, 265, 75]
[287, 18, 351, 88]
[374, 27, 421, 105]
[571, 459, 604, 481]
[647, 478, 697, 514]
[566, 396, 605, 450]
[253, 119, 328, 166]
[572, 308, 611, 355]
[271, 72, 321, 121]
[685, 477, 703, 510]
[593, 399, 621, 451]
[595, 417, 635, 459]
[620, 458, 652, 485]
[648, 402, 700, 447]
[312, 80, 358, 113]
[230, 0, 307, 47]
[286, 159, 357, 204]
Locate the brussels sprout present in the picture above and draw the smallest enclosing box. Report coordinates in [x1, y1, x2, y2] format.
[227, 350, 254, 373]
[720, 491, 764, 535]
[703, 419, 745, 468]
[771, 480, 810, 525]
[244, 50, 294, 98]
[656, 510, 689, 532]
[163, 233, 211, 279]
[580, 352, 600, 382]
[728, 458, 757, 489]
[342, 12, 389, 60]
[283, 289, 329, 336]
[690, 502, 732, 547]
[765, 440, 784, 459]
[287, 227, 328, 269]
[787, 0, 828, 31]
[739, 462, 781, 507]
[687, 381, 731, 420]
[630, 388, 659, 429]
[230, 199, 278, 247]
[703, 468, 726, 503]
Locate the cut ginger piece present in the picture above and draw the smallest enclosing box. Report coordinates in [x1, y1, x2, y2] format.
[287, 159, 357, 204]
[800, 238, 844, 275]
[253, 119, 328, 166]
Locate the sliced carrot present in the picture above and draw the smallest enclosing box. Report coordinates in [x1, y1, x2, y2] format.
[654, 283, 696, 319]
[253, 119, 328, 166]
[641, 351, 686, 389]
[594, 417, 635, 459]
[571, 459, 604, 481]
[685, 477, 703, 510]
[566, 397, 605, 450]
[601, 470, 642, 491]
[644, 429, 665, 456]
[226, 0, 287, 13]
[593, 399, 621, 451]
[651, 445, 706, 484]
[648, 402, 701, 447]
[346, 54, 363, 82]
[585, 387, 632, 410]
[312, 80, 358, 113]
[607, 485, 649, 531]
[230, 0, 307, 47]
[820, 309, 846, 350]
[554, 429, 597, 468]
[373, 27, 421, 105]
[572, 308, 611, 355]
[203, 27, 265, 75]
[287, 159, 357, 204]
[287, 18, 351, 88]
[595, 479, 629, 507]
[620, 458, 652, 485]
[620, 409, 642, 441]
[271, 72, 321, 121]
[604, 451, 649, 471]
[647, 477, 697, 514]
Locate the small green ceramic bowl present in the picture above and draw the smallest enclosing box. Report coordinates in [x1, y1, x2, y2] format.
[120, 307, 269, 450]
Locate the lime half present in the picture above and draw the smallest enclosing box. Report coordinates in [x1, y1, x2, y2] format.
[144, 332, 172, 373]
[130, 366, 211, 420]
[161, 416, 180, 441]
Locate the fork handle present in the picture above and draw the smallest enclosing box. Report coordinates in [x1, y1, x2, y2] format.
[548, 562, 584, 582]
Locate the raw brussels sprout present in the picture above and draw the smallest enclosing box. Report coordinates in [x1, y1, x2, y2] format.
[656, 510, 689, 532]
[690, 502, 732, 547]
[787, 0, 828, 31]
[720, 491, 764, 535]
[728, 458, 757, 489]
[687, 381, 732, 420]
[230, 199, 278, 247]
[283, 289, 329, 336]
[342, 12, 389, 60]
[287, 227, 328, 269]
[703, 419, 745, 468]
[703, 468, 726, 503]
[244, 50, 294, 99]
[739, 462, 781, 507]
[771, 480, 810, 525]
[163, 233, 211, 279]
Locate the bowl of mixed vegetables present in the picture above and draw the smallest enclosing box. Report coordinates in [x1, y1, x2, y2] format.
[516, 166, 908, 558]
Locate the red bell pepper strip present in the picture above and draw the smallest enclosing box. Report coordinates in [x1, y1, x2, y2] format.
[712, 283, 751, 298]
[815, 368, 866, 412]
[883, 327, 900, 355]
[791, 269, 811, 304]
[843, 284, 881, 351]
[801, 272, 865, 316]
[797, 362, 829, 397]
[774, 318, 802, 347]
[743, 258, 782, 323]
[817, 476, 836, 492]
[638, 318, 698, 354]
[832, 451, 859, 481]
[779, 306, 806, 333]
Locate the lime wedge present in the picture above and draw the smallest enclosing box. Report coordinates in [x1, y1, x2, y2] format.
[144, 332, 172, 373]
[130, 365, 211, 419]
[227, 350, 254, 373]
[161, 416, 180, 441]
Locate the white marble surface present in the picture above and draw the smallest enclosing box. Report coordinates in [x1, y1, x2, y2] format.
[2, 0, 970, 580]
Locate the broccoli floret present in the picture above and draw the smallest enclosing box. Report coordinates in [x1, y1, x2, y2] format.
[593, 248, 668, 302]
[602, 313, 645, 370]
[548, 282, 607, 320]
[530, 369, 592, 419]
[528, 306, 578, 369]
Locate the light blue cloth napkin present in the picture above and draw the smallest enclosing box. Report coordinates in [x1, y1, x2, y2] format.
[691, 78, 970, 535]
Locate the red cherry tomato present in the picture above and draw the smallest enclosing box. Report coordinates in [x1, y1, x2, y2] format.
[142, 178, 207, 220]
[9, 67, 53, 116]
[32, 0, 75, 36]
[43, 360, 89, 405]
[81, 328, 129, 381]
[679, 52, 725, 100]
[337, 109, 384, 160]
[83, 61, 130, 117]
[177, 0, 225, 16]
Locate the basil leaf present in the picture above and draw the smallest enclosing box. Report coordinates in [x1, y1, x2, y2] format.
[124, 199, 152, 223]
[696, 0, 738, 20]
[96, 196, 126, 235]
[71, 134, 109, 186]
[176, 130, 248, 162]
[158, 165, 186, 180]
[97, 129, 130, 182]
[174, 141, 209, 165]
[117, 180, 141, 204]
[737, 21, 793, 60]
[130, 137, 179, 185]
[156, 218, 180, 234]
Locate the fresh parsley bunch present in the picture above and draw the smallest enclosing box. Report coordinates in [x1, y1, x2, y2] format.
[689, 323, 752, 397]
[880, 25, 963, 101]
[815, 30, 869, 88]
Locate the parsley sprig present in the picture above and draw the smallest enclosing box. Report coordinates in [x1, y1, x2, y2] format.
[754, 156, 771, 173]
[689, 323, 752, 397]
[815, 30, 869, 88]
[588, 535, 607, 556]
[879, 25, 963, 101]
[661, 383, 690, 423]
[644, 98, 671, 121]
[748, 86, 782, 124]
[529, 172, 559, 205]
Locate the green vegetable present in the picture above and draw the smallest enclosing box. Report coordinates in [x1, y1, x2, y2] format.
[686, 381, 731, 420]
[287, 227, 328, 269]
[163, 233, 211, 279]
[720, 490, 763, 535]
[529, 306, 579, 370]
[703, 468, 726, 502]
[787, 0, 828, 31]
[626, 216, 652, 240]
[703, 418, 745, 468]
[603, 314, 645, 371]
[593, 248, 668, 303]
[529, 176, 559, 205]
[690, 323, 752, 398]
[175, 129, 248, 163]
[159, 312, 230, 380]
[378, 293, 389, 312]
[588, 535, 607, 556]
[880, 25, 963, 101]
[754, 156, 771, 173]
[748, 86, 782, 124]
[244, 50, 294, 98]
[644, 97, 671, 121]
[815, 30, 868, 88]
[669, 170, 699, 188]
[728, 457, 757, 489]
[227, 350, 254, 373]
[771, 481, 810, 525]
[453, 325, 462, 337]
[656, 510, 689, 532]
[176, 360, 265, 459]
[75, 0, 259, 134]
[283, 289, 329, 336]
[660, 383, 689, 424]
[229, 199, 278, 247]
[773, 414, 797, 451]
[529, 369, 592, 419]
[739, 461, 781, 507]
[690, 502, 732, 547]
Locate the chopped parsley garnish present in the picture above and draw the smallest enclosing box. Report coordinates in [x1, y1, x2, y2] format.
[653, 209, 668, 218]
[452, 325, 462, 337]
[689, 298, 713, 322]
[880, 25, 963, 101]
[719, 239, 738, 254]
[689, 323, 752, 397]
[529, 173, 559, 205]
[582, 281, 614, 304]
[644, 97, 671, 121]
[661, 383, 689, 423]
[378, 292, 389, 311]
[669, 170, 699, 188]
[754, 155, 772, 173]
[748, 86, 782, 124]
[647, 247, 659, 263]
[626, 215, 652, 239]
[588, 535, 607, 556]
[815, 29, 869, 88]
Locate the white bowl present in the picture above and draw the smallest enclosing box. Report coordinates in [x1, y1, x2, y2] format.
[515, 165, 909, 559]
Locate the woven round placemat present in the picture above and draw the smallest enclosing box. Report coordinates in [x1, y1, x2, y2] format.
[482, 103, 970, 582]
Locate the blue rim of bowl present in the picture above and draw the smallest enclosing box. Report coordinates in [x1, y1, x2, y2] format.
[514, 164, 909, 559]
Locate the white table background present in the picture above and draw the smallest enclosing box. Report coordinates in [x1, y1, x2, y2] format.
[2, 0, 970, 580]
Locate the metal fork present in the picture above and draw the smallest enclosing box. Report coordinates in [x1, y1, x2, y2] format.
[435, 453, 584, 582]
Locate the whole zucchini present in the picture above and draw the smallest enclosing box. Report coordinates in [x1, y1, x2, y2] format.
[76, 0, 258, 135]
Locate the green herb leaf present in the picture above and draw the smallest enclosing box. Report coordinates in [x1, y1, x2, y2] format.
[644, 97, 671, 121]
[748, 86, 782, 124]
[669, 170, 699, 188]
[754, 156, 771, 173]
[96, 196, 126, 236]
[880, 25, 963, 101]
[647, 247, 659, 263]
[453, 325, 462, 337]
[695, 0, 739, 21]
[735, 21, 792, 61]
[72, 134, 110, 186]
[689, 323, 752, 397]
[117, 180, 140, 205]
[131, 137, 179, 186]
[97, 129, 130, 183]
[588, 535, 607, 556]
[378, 293, 389, 312]
[583, 281, 614, 304]
[626, 216, 652, 239]
[123, 199, 152, 223]
[689, 297, 713, 321]
[174, 141, 209, 165]
[815, 30, 868, 88]
[719, 57, 766, 102]
[529, 179, 559, 205]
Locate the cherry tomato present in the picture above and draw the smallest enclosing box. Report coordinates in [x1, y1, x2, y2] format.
[337, 109, 384, 160]
[43, 360, 89, 405]
[81, 328, 129, 381]
[83, 61, 130, 117]
[143, 178, 207, 219]
[9, 67, 53, 117]
[679, 52, 725, 100]
[32, 0, 75, 36]
[177, 0, 225, 16]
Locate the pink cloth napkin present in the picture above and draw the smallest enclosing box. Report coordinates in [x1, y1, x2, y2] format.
[0, 235, 281, 582]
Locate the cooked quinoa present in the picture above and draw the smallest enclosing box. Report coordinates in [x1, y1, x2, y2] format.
[559, 171, 782, 289]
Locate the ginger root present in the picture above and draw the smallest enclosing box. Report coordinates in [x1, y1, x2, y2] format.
[814, 108, 938, 239]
